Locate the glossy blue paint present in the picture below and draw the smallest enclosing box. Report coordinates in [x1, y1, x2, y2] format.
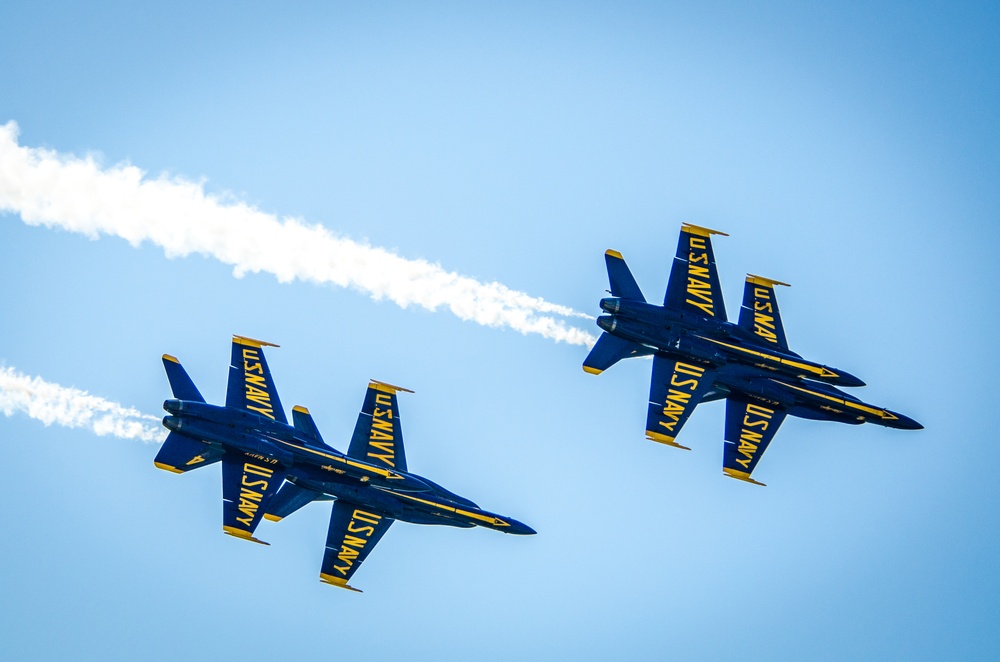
[584, 224, 921, 485]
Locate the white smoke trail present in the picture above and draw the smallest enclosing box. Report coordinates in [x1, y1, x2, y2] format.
[0, 121, 597, 346]
[0, 366, 164, 443]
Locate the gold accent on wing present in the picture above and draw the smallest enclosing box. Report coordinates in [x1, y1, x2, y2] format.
[682, 223, 729, 237]
[645, 431, 691, 451]
[746, 274, 790, 288]
[233, 335, 280, 348]
[723, 467, 767, 487]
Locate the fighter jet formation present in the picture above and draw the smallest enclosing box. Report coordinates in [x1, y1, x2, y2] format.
[155, 335, 534, 591]
[154, 224, 919, 591]
[583, 223, 921, 485]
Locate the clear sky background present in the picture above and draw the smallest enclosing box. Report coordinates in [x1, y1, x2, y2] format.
[1, 2, 997, 660]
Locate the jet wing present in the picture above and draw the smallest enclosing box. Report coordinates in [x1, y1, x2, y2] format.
[722, 397, 787, 486]
[225, 335, 287, 424]
[320, 501, 394, 592]
[663, 223, 729, 320]
[221, 451, 287, 544]
[347, 380, 412, 473]
[153, 432, 225, 474]
[646, 355, 717, 450]
[738, 275, 791, 350]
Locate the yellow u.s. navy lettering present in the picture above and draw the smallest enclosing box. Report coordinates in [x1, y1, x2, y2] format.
[236, 462, 274, 525]
[734, 403, 774, 469]
[752, 287, 778, 343]
[658, 362, 706, 433]
[242, 348, 274, 419]
[368, 392, 396, 467]
[333, 509, 383, 576]
[685, 236, 716, 317]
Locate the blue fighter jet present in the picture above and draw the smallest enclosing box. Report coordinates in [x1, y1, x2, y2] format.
[155, 335, 534, 591]
[583, 223, 921, 486]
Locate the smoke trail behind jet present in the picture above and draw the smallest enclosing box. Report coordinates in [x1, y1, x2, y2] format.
[0, 122, 597, 346]
[0, 366, 163, 442]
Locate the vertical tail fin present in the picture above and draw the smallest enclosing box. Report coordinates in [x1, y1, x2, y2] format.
[162, 355, 205, 403]
[292, 405, 324, 444]
[605, 250, 646, 302]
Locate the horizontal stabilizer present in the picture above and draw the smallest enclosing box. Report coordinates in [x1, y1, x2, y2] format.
[263, 481, 329, 522]
[583, 332, 654, 375]
[162, 355, 205, 403]
[604, 250, 646, 301]
[153, 432, 223, 473]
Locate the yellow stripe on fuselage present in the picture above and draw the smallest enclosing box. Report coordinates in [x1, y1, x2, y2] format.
[272, 438, 402, 480]
[695, 336, 839, 379]
[778, 382, 888, 418]
[390, 492, 508, 527]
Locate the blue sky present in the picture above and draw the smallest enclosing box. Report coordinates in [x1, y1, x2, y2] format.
[1, 2, 998, 659]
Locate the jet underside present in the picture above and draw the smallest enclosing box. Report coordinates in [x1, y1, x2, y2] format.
[155, 335, 533, 592]
[583, 223, 921, 485]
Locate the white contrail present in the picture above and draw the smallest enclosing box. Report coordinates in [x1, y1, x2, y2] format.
[0, 121, 597, 346]
[0, 366, 164, 443]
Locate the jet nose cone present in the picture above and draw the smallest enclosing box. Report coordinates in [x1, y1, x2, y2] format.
[834, 371, 866, 387]
[890, 412, 923, 430]
[506, 519, 537, 535]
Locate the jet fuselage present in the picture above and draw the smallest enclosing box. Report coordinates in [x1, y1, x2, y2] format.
[160, 398, 535, 533]
[162, 398, 431, 491]
[597, 296, 864, 387]
[594, 298, 919, 430]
